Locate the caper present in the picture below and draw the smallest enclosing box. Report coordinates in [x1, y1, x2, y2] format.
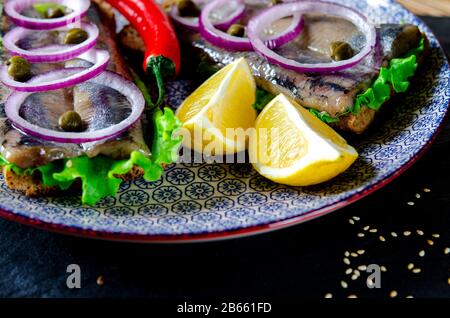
[44, 7, 65, 19]
[63, 28, 89, 45]
[227, 24, 246, 38]
[330, 41, 354, 61]
[392, 25, 421, 58]
[58, 111, 83, 132]
[6, 56, 31, 82]
[176, 0, 200, 17]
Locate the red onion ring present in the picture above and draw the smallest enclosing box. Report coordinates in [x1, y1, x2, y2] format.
[5, 69, 145, 144]
[2, 22, 99, 63]
[5, 0, 90, 30]
[199, 0, 304, 51]
[247, 1, 377, 72]
[170, 0, 245, 32]
[0, 49, 110, 92]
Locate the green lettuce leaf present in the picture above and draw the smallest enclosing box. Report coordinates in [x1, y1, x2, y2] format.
[196, 61, 220, 79]
[354, 37, 424, 113]
[353, 71, 392, 113]
[52, 156, 122, 205]
[253, 87, 274, 112]
[0, 155, 7, 167]
[0, 108, 183, 205]
[309, 109, 340, 123]
[151, 108, 183, 166]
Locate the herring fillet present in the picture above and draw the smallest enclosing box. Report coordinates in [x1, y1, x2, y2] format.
[186, 15, 423, 133]
[0, 2, 149, 169]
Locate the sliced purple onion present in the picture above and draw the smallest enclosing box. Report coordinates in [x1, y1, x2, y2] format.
[0, 49, 110, 92]
[5, 69, 145, 144]
[5, 0, 90, 30]
[247, 1, 377, 72]
[199, 0, 304, 51]
[170, 0, 245, 32]
[3, 22, 99, 63]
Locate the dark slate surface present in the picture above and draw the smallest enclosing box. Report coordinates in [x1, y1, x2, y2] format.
[0, 17, 449, 299]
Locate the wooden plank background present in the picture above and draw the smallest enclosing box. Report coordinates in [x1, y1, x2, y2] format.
[397, 0, 450, 16]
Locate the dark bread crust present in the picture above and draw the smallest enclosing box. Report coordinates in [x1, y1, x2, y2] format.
[2, 165, 144, 197]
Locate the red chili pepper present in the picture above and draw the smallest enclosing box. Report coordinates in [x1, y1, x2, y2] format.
[105, 0, 181, 107]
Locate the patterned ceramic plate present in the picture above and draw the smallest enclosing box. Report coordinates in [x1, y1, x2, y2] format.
[0, 0, 449, 242]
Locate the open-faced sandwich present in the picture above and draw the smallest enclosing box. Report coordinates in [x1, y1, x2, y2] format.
[173, 0, 428, 134]
[0, 0, 183, 205]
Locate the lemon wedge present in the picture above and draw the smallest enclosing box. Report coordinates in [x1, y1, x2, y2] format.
[249, 94, 358, 186]
[176, 57, 257, 155]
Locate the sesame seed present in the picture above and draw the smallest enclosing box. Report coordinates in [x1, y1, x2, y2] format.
[423, 188, 431, 193]
[341, 281, 348, 289]
[367, 278, 374, 287]
[415, 193, 421, 199]
[358, 265, 367, 271]
[349, 219, 355, 225]
[406, 295, 414, 299]
[370, 228, 378, 233]
[353, 216, 360, 221]
[345, 251, 350, 257]
[404, 231, 411, 236]
[407, 201, 415, 206]
[345, 268, 353, 275]
[379, 236, 386, 242]
[358, 233, 365, 238]
[351, 252, 358, 258]
[351, 274, 359, 281]
[412, 268, 422, 274]
[419, 250, 425, 257]
[391, 232, 398, 238]
[354, 270, 360, 276]
[325, 293, 333, 299]
[363, 226, 370, 231]
[432, 234, 440, 238]
[381, 266, 387, 272]
[357, 250, 365, 255]
[348, 295, 357, 298]
[445, 247, 450, 255]
[427, 240, 434, 246]
[390, 290, 398, 298]
[417, 230, 424, 236]
[344, 258, 351, 265]
[96, 276, 104, 286]
[408, 263, 415, 270]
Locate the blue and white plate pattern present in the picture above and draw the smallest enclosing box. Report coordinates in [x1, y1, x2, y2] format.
[0, 0, 449, 241]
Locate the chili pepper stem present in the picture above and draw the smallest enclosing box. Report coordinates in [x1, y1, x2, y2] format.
[129, 67, 154, 109]
[151, 63, 165, 107]
[145, 55, 177, 107]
